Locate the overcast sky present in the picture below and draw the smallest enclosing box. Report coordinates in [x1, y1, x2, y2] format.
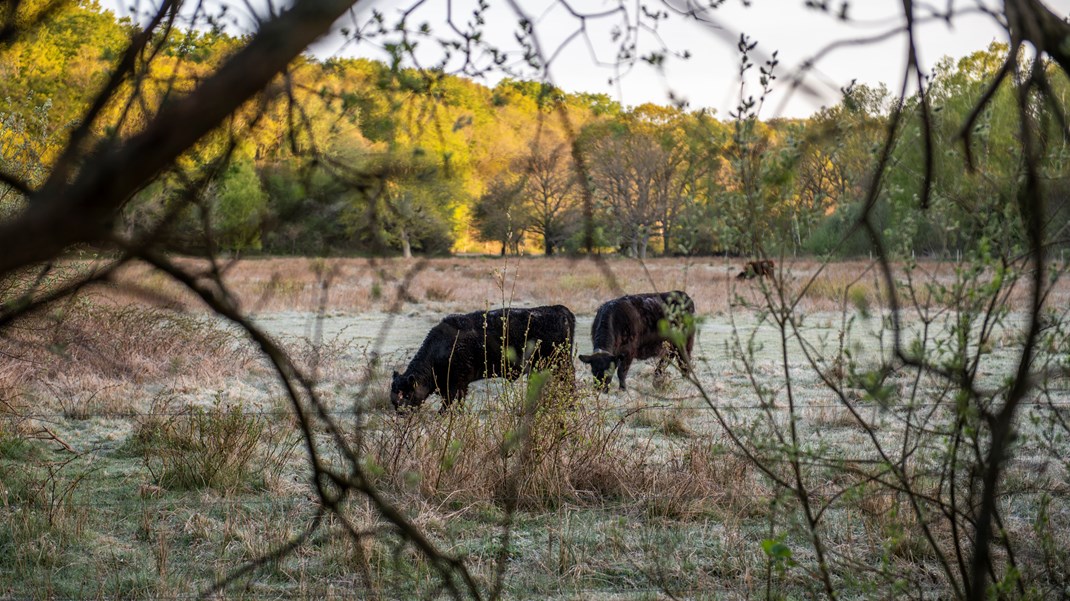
[311, 0, 1070, 118]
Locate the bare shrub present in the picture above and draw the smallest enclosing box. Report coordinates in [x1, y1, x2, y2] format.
[40, 374, 131, 420]
[628, 403, 696, 438]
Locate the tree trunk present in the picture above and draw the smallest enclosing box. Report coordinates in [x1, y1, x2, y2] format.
[400, 227, 412, 259]
[500, 241, 506, 256]
[545, 234, 554, 256]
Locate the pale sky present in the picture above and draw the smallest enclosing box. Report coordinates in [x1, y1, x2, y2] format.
[315, 0, 1070, 118]
[108, 0, 1070, 118]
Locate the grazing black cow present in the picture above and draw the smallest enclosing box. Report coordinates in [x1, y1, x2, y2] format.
[391, 305, 575, 411]
[579, 291, 695, 391]
[736, 259, 775, 280]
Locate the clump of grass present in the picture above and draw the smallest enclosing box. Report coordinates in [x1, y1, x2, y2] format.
[628, 404, 694, 438]
[639, 439, 767, 521]
[251, 276, 305, 300]
[847, 285, 872, 317]
[131, 397, 296, 494]
[658, 413, 692, 437]
[424, 283, 454, 302]
[42, 374, 134, 420]
[798, 275, 878, 312]
[361, 370, 396, 412]
[805, 403, 860, 430]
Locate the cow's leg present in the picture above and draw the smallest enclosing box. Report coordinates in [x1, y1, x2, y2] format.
[654, 346, 670, 378]
[439, 367, 470, 411]
[441, 384, 468, 412]
[616, 357, 633, 390]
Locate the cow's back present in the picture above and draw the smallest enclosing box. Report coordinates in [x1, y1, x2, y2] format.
[487, 305, 574, 374]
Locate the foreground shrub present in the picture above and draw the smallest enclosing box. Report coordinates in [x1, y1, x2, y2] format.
[364, 368, 762, 516]
[366, 372, 632, 510]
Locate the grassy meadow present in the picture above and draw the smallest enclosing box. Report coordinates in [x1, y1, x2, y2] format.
[2, 255, 1069, 599]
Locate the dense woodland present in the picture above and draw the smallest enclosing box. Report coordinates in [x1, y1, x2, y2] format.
[1, 1, 1068, 259]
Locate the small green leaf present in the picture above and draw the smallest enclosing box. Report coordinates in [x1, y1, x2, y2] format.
[761, 538, 793, 561]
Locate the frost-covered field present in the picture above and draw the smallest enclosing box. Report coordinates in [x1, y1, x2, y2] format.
[2, 257, 1068, 599]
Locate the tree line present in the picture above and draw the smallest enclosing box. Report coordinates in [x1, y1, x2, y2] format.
[1, 1, 1067, 260]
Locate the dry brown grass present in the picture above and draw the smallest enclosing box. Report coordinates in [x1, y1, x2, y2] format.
[804, 402, 863, 430]
[0, 287, 262, 423]
[365, 386, 635, 510]
[103, 255, 682, 314]
[360, 379, 769, 526]
[92, 255, 1061, 317]
[0, 295, 255, 383]
[640, 438, 770, 521]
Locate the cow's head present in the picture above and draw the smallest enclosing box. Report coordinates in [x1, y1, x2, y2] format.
[390, 371, 431, 411]
[578, 350, 622, 392]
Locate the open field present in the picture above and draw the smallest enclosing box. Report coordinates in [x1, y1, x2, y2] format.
[93, 255, 1070, 316]
[2, 256, 1069, 599]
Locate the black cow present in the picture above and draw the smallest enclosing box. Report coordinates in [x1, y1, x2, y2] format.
[736, 259, 775, 280]
[391, 305, 575, 411]
[579, 291, 695, 391]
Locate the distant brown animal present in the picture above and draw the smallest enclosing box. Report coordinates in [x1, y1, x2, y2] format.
[736, 259, 774, 280]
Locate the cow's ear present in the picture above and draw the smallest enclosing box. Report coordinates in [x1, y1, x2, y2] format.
[406, 374, 417, 385]
[578, 354, 592, 364]
[616, 353, 626, 363]
[392, 370, 400, 378]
